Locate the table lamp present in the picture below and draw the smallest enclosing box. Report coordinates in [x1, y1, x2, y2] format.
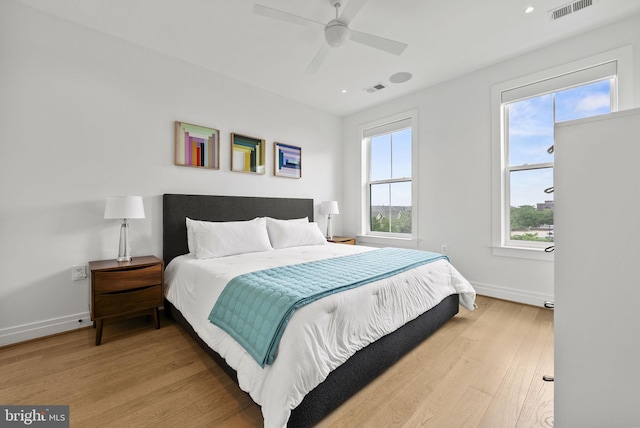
[320, 201, 339, 239]
[104, 195, 145, 261]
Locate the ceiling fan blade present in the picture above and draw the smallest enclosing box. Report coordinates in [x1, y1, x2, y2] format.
[349, 30, 408, 55]
[305, 43, 331, 74]
[253, 4, 324, 28]
[338, 0, 369, 24]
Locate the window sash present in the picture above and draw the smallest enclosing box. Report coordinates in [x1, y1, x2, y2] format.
[504, 165, 554, 248]
[508, 162, 554, 172]
[368, 179, 412, 235]
[369, 177, 412, 185]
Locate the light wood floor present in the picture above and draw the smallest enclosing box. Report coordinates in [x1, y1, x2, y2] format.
[0, 296, 553, 427]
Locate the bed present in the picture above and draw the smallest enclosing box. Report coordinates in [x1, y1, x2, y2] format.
[162, 194, 475, 427]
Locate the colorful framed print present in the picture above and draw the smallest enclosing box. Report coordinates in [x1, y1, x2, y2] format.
[231, 133, 266, 174]
[175, 121, 220, 169]
[274, 142, 301, 179]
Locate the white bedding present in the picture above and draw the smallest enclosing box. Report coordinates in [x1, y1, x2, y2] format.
[165, 243, 476, 428]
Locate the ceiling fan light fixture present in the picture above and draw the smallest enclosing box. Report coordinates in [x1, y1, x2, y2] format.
[325, 20, 350, 47]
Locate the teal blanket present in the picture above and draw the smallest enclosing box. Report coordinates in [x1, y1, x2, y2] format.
[208, 248, 448, 367]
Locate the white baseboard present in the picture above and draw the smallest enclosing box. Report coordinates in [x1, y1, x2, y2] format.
[471, 281, 553, 308]
[0, 312, 91, 347]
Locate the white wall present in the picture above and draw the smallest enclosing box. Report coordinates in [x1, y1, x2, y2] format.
[555, 108, 640, 428]
[341, 13, 640, 306]
[0, 1, 342, 345]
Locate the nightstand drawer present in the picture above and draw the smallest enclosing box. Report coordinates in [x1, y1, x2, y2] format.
[94, 285, 163, 318]
[93, 264, 162, 294]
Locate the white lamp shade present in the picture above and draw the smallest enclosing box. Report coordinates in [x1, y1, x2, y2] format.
[321, 201, 339, 215]
[104, 196, 145, 219]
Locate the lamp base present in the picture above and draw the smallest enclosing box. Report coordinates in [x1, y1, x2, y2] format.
[326, 214, 334, 240]
[117, 220, 132, 262]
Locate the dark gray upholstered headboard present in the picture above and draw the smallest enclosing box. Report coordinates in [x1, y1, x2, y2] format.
[162, 194, 314, 266]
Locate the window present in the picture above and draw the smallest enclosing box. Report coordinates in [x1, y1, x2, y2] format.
[491, 45, 634, 259]
[360, 111, 417, 242]
[505, 78, 614, 246]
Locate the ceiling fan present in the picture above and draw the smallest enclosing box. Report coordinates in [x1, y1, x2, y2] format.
[253, 0, 408, 73]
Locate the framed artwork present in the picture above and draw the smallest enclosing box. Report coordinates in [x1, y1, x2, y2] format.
[274, 142, 302, 179]
[231, 133, 266, 174]
[175, 121, 220, 169]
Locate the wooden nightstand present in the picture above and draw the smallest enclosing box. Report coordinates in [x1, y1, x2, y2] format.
[89, 255, 164, 345]
[327, 236, 356, 245]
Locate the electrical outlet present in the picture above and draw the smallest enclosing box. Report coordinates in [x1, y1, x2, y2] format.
[72, 265, 87, 281]
[441, 244, 448, 255]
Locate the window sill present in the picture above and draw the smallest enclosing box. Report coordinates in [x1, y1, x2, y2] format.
[357, 235, 419, 249]
[490, 245, 554, 262]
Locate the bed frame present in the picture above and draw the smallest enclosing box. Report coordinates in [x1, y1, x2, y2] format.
[162, 193, 460, 427]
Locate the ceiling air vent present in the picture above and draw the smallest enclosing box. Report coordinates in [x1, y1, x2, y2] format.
[365, 83, 386, 93]
[551, 4, 573, 19]
[549, 0, 595, 20]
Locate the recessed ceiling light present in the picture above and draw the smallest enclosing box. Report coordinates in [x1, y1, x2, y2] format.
[341, 89, 347, 93]
[389, 72, 412, 84]
[524, 5, 535, 13]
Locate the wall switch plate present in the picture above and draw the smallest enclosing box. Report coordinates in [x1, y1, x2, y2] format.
[441, 244, 448, 255]
[72, 265, 87, 281]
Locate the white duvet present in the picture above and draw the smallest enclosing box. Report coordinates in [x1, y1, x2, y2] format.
[165, 243, 476, 428]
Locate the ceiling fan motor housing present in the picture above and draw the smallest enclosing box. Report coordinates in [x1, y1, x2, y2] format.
[325, 19, 350, 47]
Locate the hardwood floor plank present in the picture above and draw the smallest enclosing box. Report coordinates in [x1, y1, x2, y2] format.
[477, 304, 552, 427]
[446, 387, 494, 428]
[466, 302, 540, 396]
[515, 310, 554, 428]
[0, 296, 553, 428]
[408, 356, 486, 426]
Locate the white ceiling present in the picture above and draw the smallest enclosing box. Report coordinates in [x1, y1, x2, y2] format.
[15, 0, 640, 116]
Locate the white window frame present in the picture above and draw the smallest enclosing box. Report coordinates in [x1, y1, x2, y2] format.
[491, 46, 633, 260]
[358, 109, 418, 247]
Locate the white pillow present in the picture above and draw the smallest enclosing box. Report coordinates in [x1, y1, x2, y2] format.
[265, 216, 308, 236]
[186, 217, 273, 259]
[186, 217, 197, 253]
[267, 220, 327, 249]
